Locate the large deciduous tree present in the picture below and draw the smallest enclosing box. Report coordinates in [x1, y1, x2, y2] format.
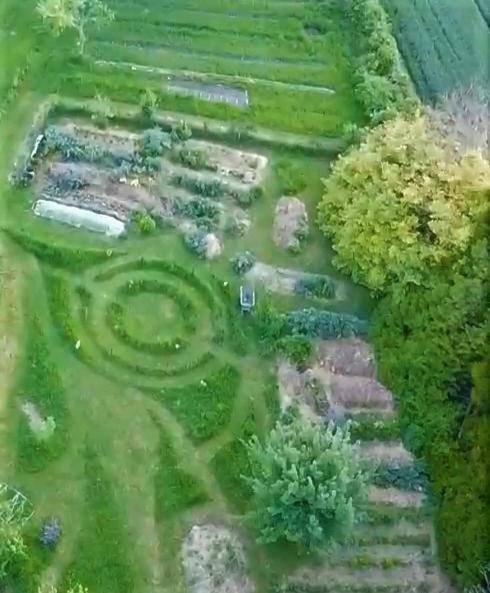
[244, 412, 369, 550]
[317, 114, 490, 291]
[37, 0, 114, 55]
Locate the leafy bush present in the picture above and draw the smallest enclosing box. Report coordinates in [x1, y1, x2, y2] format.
[134, 211, 156, 234]
[48, 168, 88, 192]
[174, 148, 209, 170]
[275, 159, 306, 195]
[318, 115, 490, 291]
[140, 88, 158, 119]
[232, 186, 264, 207]
[230, 251, 256, 275]
[39, 517, 62, 549]
[245, 413, 370, 550]
[137, 127, 171, 157]
[294, 275, 336, 299]
[170, 119, 192, 143]
[173, 196, 220, 228]
[0, 485, 29, 583]
[275, 335, 312, 365]
[285, 308, 368, 338]
[349, 416, 400, 441]
[373, 462, 428, 491]
[172, 174, 224, 198]
[184, 228, 208, 258]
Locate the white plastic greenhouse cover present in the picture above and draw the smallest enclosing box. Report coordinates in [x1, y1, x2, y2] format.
[34, 200, 125, 237]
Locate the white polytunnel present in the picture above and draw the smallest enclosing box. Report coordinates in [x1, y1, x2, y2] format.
[33, 199, 125, 237]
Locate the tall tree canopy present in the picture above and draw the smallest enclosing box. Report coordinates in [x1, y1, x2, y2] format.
[245, 412, 370, 550]
[318, 114, 489, 291]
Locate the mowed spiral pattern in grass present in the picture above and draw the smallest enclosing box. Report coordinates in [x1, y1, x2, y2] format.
[47, 257, 230, 389]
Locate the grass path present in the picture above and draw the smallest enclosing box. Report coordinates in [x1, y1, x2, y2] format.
[0, 238, 25, 480]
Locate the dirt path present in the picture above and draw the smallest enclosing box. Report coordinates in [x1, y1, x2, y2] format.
[95, 59, 336, 96]
[0, 237, 25, 480]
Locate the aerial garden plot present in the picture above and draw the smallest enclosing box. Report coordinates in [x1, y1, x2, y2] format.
[1, 0, 489, 592]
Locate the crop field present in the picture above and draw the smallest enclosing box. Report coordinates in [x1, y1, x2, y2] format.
[382, 0, 490, 102]
[0, 0, 455, 592]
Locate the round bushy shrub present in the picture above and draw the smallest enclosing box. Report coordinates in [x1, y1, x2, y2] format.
[231, 251, 256, 275]
[275, 335, 312, 365]
[39, 517, 62, 549]
[135, 212, 156, 234]
[184, 228, 208, 258]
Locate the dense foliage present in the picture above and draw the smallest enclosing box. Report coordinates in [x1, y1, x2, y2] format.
[318, 115, 490, 291]
[344, 0, 416, 123]
[245, 413, 369, 550]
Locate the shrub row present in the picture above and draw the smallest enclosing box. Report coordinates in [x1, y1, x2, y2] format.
[7, 229, 123, 270]
[106, 301, 189, 355]
[349, 416, 400, 441]
[344, 0, 417, 123]
[285, 308, 368, 338]
[373, 462, 428, 492]
[293, 275, 336, 300]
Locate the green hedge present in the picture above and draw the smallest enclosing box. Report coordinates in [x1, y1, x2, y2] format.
[344, 0, 417, 122]
[7, 229, 123, 270]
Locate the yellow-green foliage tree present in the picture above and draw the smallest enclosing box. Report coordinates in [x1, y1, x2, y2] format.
[317, 114, 490, 291]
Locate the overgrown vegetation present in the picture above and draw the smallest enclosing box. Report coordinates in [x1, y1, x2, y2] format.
[320, 106, 490, 587]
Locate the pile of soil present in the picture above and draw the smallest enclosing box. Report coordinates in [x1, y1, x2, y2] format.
[182, 523, 255, 593]
[273, 196, 308, 250]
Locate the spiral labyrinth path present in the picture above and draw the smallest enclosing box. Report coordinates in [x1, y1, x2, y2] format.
[44, 257, 235, 391]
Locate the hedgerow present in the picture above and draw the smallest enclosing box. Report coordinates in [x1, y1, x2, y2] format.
[344, 0, 417, 123]
[285, 308, 368, 339]
[6, 230, 123, 270]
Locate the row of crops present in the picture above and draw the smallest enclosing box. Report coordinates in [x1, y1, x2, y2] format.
[79, 0, 364, 136]
[381, 0, 490, 102]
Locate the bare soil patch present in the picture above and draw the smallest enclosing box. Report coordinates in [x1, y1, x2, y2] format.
[359, 441, 413, 464]
[181, 523, 255, 593]
[368, 486, 425, 508]
[38, 160, 163, 222]
[328, 374, 394, 410]
[273, 196, 308, 251]
[246, 262, 346, 300]
[168, 79, 249, 108]
[317, 338, 376, 378]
